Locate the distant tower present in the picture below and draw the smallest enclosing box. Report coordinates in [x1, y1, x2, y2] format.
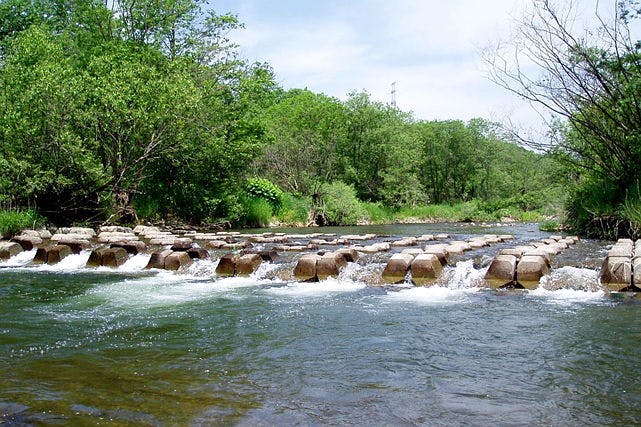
[391, 82, 397, 108]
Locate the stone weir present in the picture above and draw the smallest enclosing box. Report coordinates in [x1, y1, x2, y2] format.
[484, 235, 579, 289]
[0, 227, 593, 292]
[599, 239, 641, 291]
[380, 234, 515, 285]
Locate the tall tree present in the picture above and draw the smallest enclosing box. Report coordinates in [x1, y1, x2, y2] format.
[485, 0, 641, 236]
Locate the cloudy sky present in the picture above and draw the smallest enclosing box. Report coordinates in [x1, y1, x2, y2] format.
[213, 0, 615, 129]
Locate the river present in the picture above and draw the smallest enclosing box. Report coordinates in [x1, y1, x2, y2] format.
[1, 223, 640, 425]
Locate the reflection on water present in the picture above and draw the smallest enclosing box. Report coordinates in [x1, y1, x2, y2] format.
[1, 223, 640, 425]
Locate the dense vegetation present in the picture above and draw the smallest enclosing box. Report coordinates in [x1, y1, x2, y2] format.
[487, 0, 641, 238]
[2, 0, 619, 233]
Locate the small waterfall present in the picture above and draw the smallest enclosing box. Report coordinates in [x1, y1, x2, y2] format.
[34, 251, 92, 272]
[0, 249, 36, 267]
[440, 259, 487, 289]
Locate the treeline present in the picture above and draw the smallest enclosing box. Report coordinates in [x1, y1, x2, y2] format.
[0, 0, 562, 229]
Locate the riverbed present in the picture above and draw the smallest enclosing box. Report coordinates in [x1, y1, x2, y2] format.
[1, 223, 639, 425]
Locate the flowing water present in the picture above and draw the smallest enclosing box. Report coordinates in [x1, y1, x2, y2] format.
[1, 223, 640, 425]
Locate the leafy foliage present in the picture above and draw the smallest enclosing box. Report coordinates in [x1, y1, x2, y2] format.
[0, 209, 44, 237]
[245, 178, 283, 211]
[315, 182, 367, 226]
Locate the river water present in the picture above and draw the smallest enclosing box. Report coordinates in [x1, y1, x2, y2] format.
[1, 223, 640, 425]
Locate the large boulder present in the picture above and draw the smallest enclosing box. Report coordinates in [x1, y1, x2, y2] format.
[382, 253, 415, 284]
[633, 257, 641, 288]
[111, 241, 146, 255]
[33, 247, 49, 264]
[100, 225, 133, 234]
[484, 254, 518, 288]
[11, 236, 42, 251]
[411, 253, 443, 286]
[357, 242, 390, 253]
[0, 241, 23, 260]
[145, 249, 173, 269]
[215, 254, 238, 277]
[336, 248, 359, 263]
[102, 247, 129, 268]
[86, 247, 110, 267]
[47, 244, 73, 264]
[516, 255, 550, 289]
[186, 247, 209, 260]
[170, 239, 193, 251]
[164, 251, 192, 271]
[236, 253, 262, 276]
[293, 254, 321, 282]
[600, 256, 632, 291]
[53, 237, 92, 254]
[316, 252, 348, 280]
[423, 244, 449, 266]
[499, 248, 526, 259]
[240, 249, 278, 261]
[391, 237, 418, 247]
[522, 250, 552, 267]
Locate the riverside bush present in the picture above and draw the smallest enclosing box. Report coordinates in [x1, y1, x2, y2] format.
[275, 193, 310, 225]
[318, 182, 367, 226]
[242, 198, 273, 228]
[0, 209, 44, 237]
[362, 202, 394, 224]
[246, 178, 283, 212]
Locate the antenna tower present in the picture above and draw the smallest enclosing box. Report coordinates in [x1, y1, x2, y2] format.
[391, 82, 397, 108]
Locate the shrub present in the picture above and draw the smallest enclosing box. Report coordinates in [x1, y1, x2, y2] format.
[539, 220, 560, 232]
[0, 209, 45, 237]
[275, 192, 310, 225]
[317, 181, 367, 226]
[239, 197, 273, 228]
[245, 178, 284, 212]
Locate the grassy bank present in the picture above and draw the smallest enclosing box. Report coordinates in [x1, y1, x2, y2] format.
[267, 192, 561, 228]
[0, 209, 45, 237]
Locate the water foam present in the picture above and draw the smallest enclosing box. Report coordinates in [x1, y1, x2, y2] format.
[263, 277, 366, 297]
[528, 266, 605, 305]
[383, 285, 479, 305]
[441, 259, 487, 289]
[539, 266, 600, 292]
[528, 286, 606, 305]
[33, 251, 92, 272]
[86, 271, 270, 308]
[0, 249, 36, 267]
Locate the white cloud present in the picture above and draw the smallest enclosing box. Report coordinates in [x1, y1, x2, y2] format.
[216, 0, 623, 131]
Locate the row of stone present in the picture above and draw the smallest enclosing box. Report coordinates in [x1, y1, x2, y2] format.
[380, 234, 514, 285]
[484, 235, 579, 289]
[599, 239, 641, 291]
[293, 249, 360, 282]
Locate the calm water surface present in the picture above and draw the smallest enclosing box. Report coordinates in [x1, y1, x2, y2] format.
[1, 224, 639, 425]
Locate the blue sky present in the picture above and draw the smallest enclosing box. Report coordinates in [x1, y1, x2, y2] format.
[213, 1, 615, 129]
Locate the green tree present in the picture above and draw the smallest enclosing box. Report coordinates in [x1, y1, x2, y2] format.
[486, 0, 641, 237]
[257, 89, 348, 197]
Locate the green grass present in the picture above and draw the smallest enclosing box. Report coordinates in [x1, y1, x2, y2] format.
[539, 219, 560, 232]
[383, 200, 548, 224]
[243, 198, 273, 228]
[0, 209, 45, 237]
[275, 193, 310, 225]
[361, 202, 394, 224]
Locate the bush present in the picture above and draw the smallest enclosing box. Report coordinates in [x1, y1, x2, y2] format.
[317, 182, 367, 226]
[539, 220, 560, 232]
[0, 209, 45, 237]
[239, 197, 273, 228]
[275, 192, 310, 225]
[245, 178, 284, 212]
